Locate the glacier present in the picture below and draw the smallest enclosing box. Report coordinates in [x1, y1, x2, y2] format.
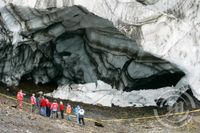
[0, 0, 199, 106]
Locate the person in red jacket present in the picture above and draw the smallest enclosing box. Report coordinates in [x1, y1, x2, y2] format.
[59, 101, 64, 119]
[46, 98, 51, 117]
[40, 96, 47, 116]
[50, 100, 58, 119]
[30, 93, 36, 112]
[17, 89, 25, 109]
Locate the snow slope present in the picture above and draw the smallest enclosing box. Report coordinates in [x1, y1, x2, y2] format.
[45, 80, 188, 107]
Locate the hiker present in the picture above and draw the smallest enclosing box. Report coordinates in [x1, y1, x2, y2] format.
[46, 98, 51, 117]
[36, 92, 43, 107]
[50, 100, 58, 119]
[59, 101, 64, 119]
[30, 93, 36, 112]
[40, 96, 47, 116]
[36, 95, 41, 108]
[36, 95, 42, 114]
[78, 106, 85, 125]
[74, 105, 80, 124]
[66, 103, 72, 121]
[17, 89, 25, 109]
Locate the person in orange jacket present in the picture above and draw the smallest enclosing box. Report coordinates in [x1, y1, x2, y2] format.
[30, 93, 36, 112]
[66, 103, 72, 121]
[17, 89, 25, 109]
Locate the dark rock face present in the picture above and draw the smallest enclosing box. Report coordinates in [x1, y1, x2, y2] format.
[0, 4, 184, 90]
[136, 0, 160, 5]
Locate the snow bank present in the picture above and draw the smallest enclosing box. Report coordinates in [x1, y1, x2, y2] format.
[46, 80, 188, 107]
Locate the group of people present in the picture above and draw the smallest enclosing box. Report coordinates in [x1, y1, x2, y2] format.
[17, 89, 85, 125]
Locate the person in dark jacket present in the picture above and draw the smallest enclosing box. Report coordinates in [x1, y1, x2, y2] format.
[59, 101, 64, 119]
[78, 106, 85, 125]
[36, 95, 42, 114]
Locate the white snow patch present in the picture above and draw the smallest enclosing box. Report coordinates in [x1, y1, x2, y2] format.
[45, 80, 188, 107]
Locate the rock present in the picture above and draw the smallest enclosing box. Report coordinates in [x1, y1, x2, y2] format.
[94, 121, 104, 127]
[11, 105, 17, 108]
[154, 98, 167, 107]
[28, 115, 37, 120]
[136, 0, 160, 5]
[96, 103, 103, 107]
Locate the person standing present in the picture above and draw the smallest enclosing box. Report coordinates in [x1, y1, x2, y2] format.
[36, 95, 42, 114]
[17, 89, 25, 109]
[74, 105, 80, 124]
[40, 96, 47, 116]
[50, 100, 58, 119]
[46, 99, 51, 117]
[78, 106, 85, 125]
[66, 103, 72, 121]
[59, 101, 64, 119]
[30, 93, 36, 112]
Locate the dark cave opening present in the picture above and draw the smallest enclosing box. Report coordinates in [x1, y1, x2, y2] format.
[124, 70, 185, 92]
[17, 75, 58, 94]
[16, 67, 185, 94]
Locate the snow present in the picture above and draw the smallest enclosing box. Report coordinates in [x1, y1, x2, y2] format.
[45, 80, 188, 107]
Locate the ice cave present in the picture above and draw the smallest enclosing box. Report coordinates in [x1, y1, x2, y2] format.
[0, 0, 199, 107]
